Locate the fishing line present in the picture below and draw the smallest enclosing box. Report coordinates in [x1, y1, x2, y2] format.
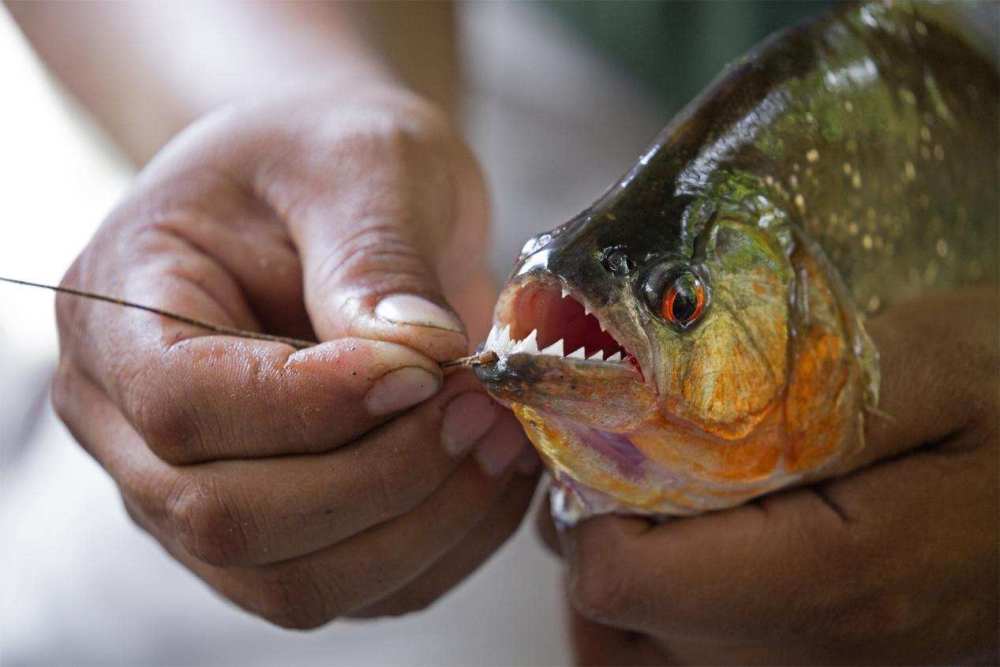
[0, 276, 488, 369]
[0, 275, 315, 349]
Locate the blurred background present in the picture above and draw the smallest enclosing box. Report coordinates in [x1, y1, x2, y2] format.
[0, 2, 832, 665]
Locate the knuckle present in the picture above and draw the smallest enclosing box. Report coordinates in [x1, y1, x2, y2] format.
[252, 568, 333, 631]
[50, 360, 76, 425]
[168, 477, 252, 566]
[54, 261, 85, 328]
[127, 373, 198, 464]
[319, 222, 433, 293]
[569, 546, 631, 622]
[120, 495, 151, 532]
[381, 589, 441, 618]
[353, 589, 441, 620]
[333, 110, 426, 164]
[366, 115, 418, 157]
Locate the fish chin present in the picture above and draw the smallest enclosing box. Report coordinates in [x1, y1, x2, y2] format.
[515, 400, 807, 521]
[514, 404, 692, 522]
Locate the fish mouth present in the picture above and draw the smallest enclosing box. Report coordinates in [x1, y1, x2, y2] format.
[484, 273, 642, 375]
[479, 272, 664, 495]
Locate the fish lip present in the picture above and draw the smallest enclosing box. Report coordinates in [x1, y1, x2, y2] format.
[483, 270, 650, 385]
[475, 348, 654, 433]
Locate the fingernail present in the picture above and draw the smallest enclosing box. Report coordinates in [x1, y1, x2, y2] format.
[474, 416, 528, 477]
[441, 392, 498, 457]
[515, 445, 542, 475]
[365, 366, 441, 415]
[375, 294, 464, 333]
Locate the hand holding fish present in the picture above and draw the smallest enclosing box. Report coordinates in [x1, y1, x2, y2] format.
[540, 291, 999, 664]
[50, 87, 538, 628]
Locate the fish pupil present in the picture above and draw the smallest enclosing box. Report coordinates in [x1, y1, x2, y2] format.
[672, 290, 697, 321]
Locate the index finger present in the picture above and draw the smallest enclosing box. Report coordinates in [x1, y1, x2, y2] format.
[563, 429, 996, 647]
[60, 237, 444, 464]
[559, 498, 835, 639]
[845, 289, 999, 470]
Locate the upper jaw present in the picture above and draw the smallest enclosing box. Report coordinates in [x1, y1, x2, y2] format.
[482, 270, 648, 380]
[482, 322, 628, 363]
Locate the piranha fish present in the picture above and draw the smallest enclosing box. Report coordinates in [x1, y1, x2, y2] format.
[474, 1, 999, 522]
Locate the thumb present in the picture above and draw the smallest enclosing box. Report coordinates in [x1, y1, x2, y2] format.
[279, 147, 472, 363]
[298, 213, 468, 362]
[851, 289, 998, 470]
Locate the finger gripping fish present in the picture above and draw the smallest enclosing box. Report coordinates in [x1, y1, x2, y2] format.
[475, 1, 999, 523]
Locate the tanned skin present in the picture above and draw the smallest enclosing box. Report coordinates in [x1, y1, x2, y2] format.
[7, 2, 997, 662]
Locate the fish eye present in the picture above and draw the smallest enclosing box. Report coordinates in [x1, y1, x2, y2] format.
[643, 268, 708, 330]
[601, 247, 635, 276]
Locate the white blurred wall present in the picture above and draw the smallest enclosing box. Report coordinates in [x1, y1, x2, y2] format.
[0, 3, 664, 666]
[0, 6, 131, 465]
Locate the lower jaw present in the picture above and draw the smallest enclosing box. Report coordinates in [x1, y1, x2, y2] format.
[475, 351, 655, 433]
[511, 403, 693, 515]
[511, 403, 803, 520]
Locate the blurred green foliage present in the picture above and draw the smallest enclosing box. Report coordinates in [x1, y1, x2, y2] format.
[543, 0, 830, 112]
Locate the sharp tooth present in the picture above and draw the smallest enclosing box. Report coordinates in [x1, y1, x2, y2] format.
[568, 347, 586, 359]
[513, 329, 539, 354]
[541, 339, 564, 357]
[561, 286, 570, 299]
[522, 329, 539, 353]
[587, 349, 604, 361]
[484, 324, 498, 350]
[583, 302, 591, 316]
[606, 351, 623, 363]
[497, 325, 512, 352]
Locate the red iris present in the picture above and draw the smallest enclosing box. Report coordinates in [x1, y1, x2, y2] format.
[660, 274, 705, 328]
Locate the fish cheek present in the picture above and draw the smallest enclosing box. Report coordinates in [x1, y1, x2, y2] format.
[672, 293, 789, 438]
[658, 225, 793, 440]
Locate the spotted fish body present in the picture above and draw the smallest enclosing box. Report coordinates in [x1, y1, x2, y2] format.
[476, 1, 999, 522]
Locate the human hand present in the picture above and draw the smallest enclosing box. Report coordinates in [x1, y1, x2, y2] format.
[540, 291, 999, 665]
[53, 85, 539, 629]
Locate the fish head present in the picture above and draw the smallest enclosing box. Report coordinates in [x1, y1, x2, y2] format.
[477, 183, 806, 517]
